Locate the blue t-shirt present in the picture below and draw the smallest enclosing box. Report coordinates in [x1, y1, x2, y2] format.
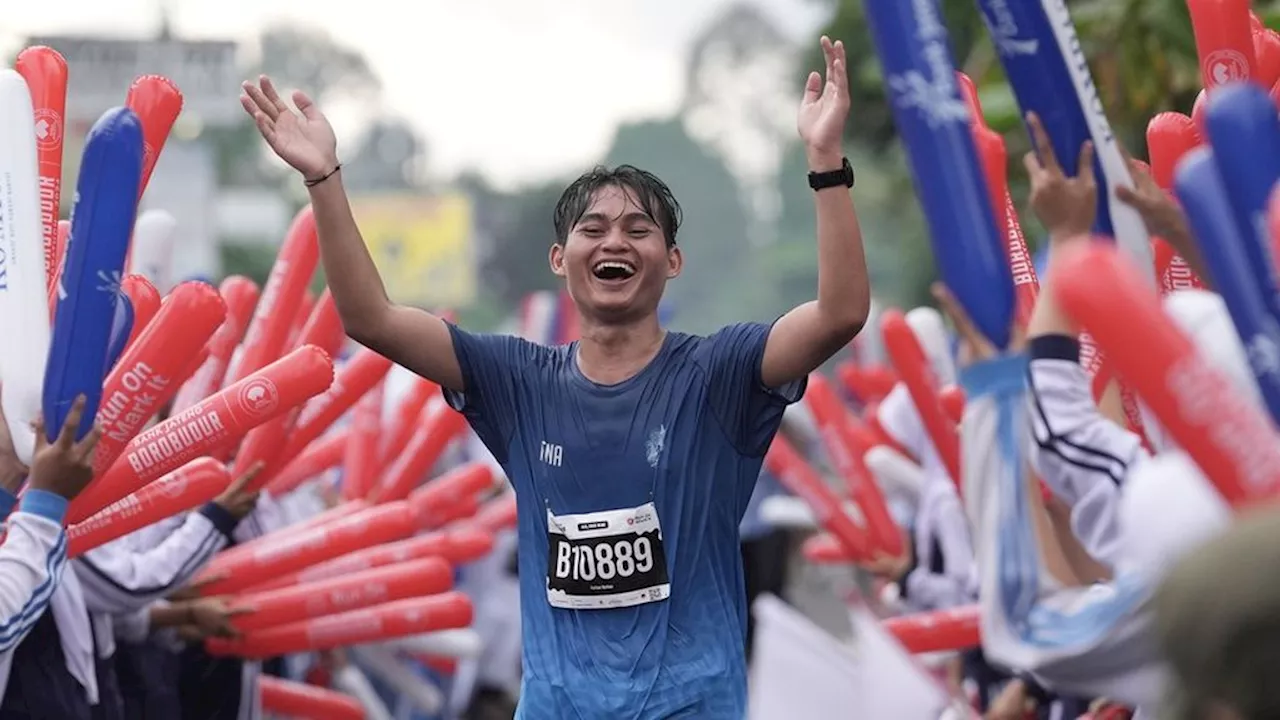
[445, 321, 804, 719]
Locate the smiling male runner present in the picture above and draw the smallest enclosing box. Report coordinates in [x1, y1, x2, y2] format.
[241, 35, 869, 720]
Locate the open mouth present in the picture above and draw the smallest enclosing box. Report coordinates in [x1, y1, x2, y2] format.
[591, 260, 637, 282]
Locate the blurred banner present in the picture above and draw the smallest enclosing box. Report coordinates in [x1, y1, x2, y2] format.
[350, 193, 476, 309]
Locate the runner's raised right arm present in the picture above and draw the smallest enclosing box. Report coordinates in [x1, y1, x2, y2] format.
[240, 76, 464, 391]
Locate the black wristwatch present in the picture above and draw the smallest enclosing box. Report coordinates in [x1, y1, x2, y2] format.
[808, 157, 855, 191]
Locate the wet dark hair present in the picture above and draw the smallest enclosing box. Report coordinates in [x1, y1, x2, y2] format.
[553, 165, 683, 248]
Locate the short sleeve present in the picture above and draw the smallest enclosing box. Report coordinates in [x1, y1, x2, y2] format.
[442, 323, 535, 464]
[703, 321, 807, 457]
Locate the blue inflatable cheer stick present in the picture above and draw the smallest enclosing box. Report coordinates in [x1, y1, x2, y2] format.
[103, 294, 135, 379]
[1203, 82, 1280, 323]
[1175, 147, 1280, 422]
[973, 0, 1153, 283]
[863, 0, 1014, 348]
[43, 107, 143, 440]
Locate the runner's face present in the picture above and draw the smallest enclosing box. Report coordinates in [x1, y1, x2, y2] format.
[553, 185, 680, 321]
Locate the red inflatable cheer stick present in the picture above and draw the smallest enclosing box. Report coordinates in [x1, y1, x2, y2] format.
[380, 377, 440, 464]
[90, 281, 226, 478]
[209, 498, 371, 575]
[258, 349, 395, 490]
[1050, 242, 1280, 507]
[225, 206, 320, 387]
[463, 492, 517, 535]
[264, 429, 348, 496]
[883, 605, 982, 654]
[46, 220, 71, 319]
[804, 373, 901, 556]
[836, 362, 897, 405]
[230, 558, 454, 633]
[960, 72, 1038, 329]
[407, 462, 495, 529]
[1187, 0, 1258, 91]
[172, 276, 260, 414]
[802, 533, 867, 564]
[68, 346, 334, 523]
[208, 593, 474, 659]
[67, 458, 230, 557]
[259, 677, 365, 720]
[881, 311, 962, 487]
[125, 75, 183, 202]
[939, 386, 966, 425]
[233, 291, 350, 483]
[1147, 113, 1201, 193]
[196, 501, 417, 596]
[15, 46, 67, 294]
[765, 434, 871, 558]
[287, 290, 318, 349]
[1254, 28, 1280, 90]
[244, 527, 495, 595]
[343, 381, 384, 501]
[1192, 89, 1210, 138]
[119, 275, 161, 353]
[368, 402, 469, 503]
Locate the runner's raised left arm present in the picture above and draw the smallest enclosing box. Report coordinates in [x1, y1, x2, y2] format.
[762, 37, 870, 389]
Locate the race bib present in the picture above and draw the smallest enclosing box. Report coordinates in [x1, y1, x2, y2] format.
[546, 502, 670, 610]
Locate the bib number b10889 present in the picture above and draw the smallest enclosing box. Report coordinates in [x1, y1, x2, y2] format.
[546, 502, 670, 610]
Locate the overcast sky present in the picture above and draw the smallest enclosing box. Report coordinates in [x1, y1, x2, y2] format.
[3, 0, 828, 186]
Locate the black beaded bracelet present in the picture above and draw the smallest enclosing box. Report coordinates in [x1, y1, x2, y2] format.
[304, 164, 342, 187]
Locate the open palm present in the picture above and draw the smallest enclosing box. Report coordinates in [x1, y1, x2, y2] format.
[240, 75, 338, 180]
[797, 36, 850, 160]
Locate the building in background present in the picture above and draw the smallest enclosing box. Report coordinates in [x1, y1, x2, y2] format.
[24, 26, 291, 282]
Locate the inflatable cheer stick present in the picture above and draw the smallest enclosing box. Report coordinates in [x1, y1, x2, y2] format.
[1204, 83, 1280, 310]
[835, 363, 897, 405]
[466, 492, 517, 535]
[67, 345, 334, 523]
[864, 0, 1014, 347]
[209, 592, 474, 659]
[939, 386, 965, 425]
[125, 75, 182, 202]
[804, 373, 901, 555]
[380, 377, 440, 464]
[1175, 147, 1280, 422]
[243, 528, 494, 595]
[67, 458, 230, 557]
[765, 434, 872, 557]
[233, 290, 348, 482]
[196, 501, 417, 596]
[368, 402, 469, 503]
[347, 646, 443, 716]
[1255, 28, 1280, 90]
[802, 532, 867, 564]
[407, 462, 495, 529]
[1193, 89, 1210, 137]
[258, 349, 394, 490]
[45, 107, 142, 441]
[883, 605, 981, 654]
[103, 294, 136, 379]
[225, 205, 320, 387]
[974, 0, 1154, 282]
[424, 495, 480, 531]
[15, 47, 67, 294]
[1050, 242, 1280, 506]
[1148, 113, 1201, 192]
[379, 629, 483, 660]
[90, 281, 224, 478]
[119, 274, 161, 353]
[171, 276, 259, 414]
[1187, 0, 1258, 91]
[209, 498, 371, 574]
[259, 677, 365, 720]
[881, 311, 962, 487]
[343, 380, 384, 501]
[0, 71, 53, 466]
[264, 429, 348, 496]
[960, 72, 1039, 327]
[864, 445, 926, 499]
[128, 209, 177, 294]
[230, 558, 453, 633]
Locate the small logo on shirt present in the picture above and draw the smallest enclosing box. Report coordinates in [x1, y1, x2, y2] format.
[540, 441, 563, 468]
[645, 425, 666, 468]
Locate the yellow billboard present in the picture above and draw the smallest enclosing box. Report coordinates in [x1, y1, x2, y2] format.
[350, 193, 475, 309]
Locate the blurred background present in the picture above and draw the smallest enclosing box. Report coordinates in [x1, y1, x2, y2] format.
[5, 0, 1276, 336]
